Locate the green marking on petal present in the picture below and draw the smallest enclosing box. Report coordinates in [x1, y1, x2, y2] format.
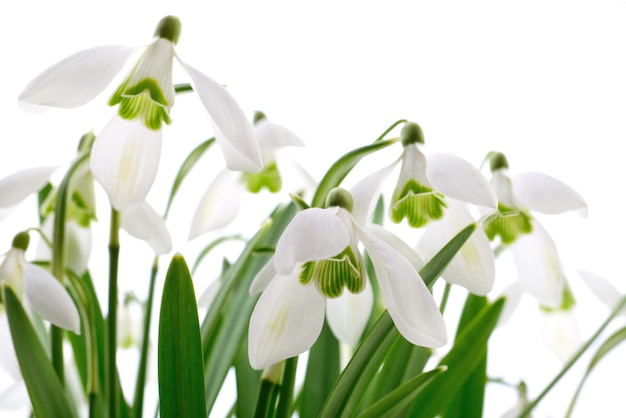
[483, 203, 533, 244]
[299, 245, 365, 298]
[110, 78, 171, 130]
[390, 179, 446, 228]
[243, 161, 282, 193]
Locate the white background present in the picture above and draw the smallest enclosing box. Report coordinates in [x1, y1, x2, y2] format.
[2, 1, 626, 417]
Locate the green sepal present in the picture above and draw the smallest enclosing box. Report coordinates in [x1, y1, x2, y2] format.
[158, 254, 206, 418]
[483, 203, 533, 244]
[2, 285, 79, 418]
[390, 179, 447, 228]
[243, 160, 282, 193]
[110, 78, 171, 130]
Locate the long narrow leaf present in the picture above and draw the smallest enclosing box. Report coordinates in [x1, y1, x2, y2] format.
[566, 326, 626, 417]
[158, 255, 206, 418]
[311, 138, 397, 207]
[164, 138, 215, 218]
[3, 286, 78, 418]
[358, 367, 447, 418]
[408, 298, 505, 417]
[318, 221, 478, 417]
[441, 294, 488, 418]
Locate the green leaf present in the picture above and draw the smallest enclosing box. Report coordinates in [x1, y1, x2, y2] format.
[408, 298, 505, 418]
[441, 294, 488, 418]
[299, 323, 341, 418]
[164, 138, 215, 218]
[3, 285, 78, 418]
[318, 221, 479, 417]
[158, 255, 206, 418]
[201, 203, 297, 413]
[566, 325, 626, 417]
[357, 367, 447, 418]
[235, 332, 262, 418]
[311, 138, 397, 207]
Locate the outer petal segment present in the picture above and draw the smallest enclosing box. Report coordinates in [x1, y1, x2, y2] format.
[121, 201, 172, 255]
[188, 169, 243, 240]
[427, 153, 497, 209]
[0, 166, 58, 208]
[511, 221, 565, 308]
[248, 274, 325, 370]
[90, 116, 162, 211]
[177, 59, 262, 172]
[23, 264, 81, 334]
[274, 207, 350, 275]
[417, 201, 494, 295]
[513, 172, 588, 217]
[19, 45, 138, 110]
[355, 225, 447, 347]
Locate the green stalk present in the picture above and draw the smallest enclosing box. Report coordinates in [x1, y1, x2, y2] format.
[107, 209, 121, 418]
[518, 295, 626, 417]
[51, 152, 90, 382]
[133, 257, 159, 417]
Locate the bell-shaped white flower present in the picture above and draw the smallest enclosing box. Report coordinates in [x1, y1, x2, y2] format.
[189, 112, 309, 239]
[579, 270, 626, 315]
[19, 16, 262, 211]
[485, 152, 586, 307]
[0, 232, 81, 335]
[248, 188, 447, 370]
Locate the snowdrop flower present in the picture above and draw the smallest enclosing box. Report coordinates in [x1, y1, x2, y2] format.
[579, 270, 626, 315]
[348, 121, 497, 295]
[0, 232, 80, 335]
[248, 187, 447, 370]
[484, 152, 587, 307]
[19, 16, 262, 211]
[189, 112, 307, 238]
[384, 122, 497, 228]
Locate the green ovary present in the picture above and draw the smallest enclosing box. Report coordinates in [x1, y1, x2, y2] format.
[390, 180, 447, 228]
[243, 161, 282, 193]
[299, 246, 365, 298]
[483, 203, 533, 244]
[110, 78, 171, 130]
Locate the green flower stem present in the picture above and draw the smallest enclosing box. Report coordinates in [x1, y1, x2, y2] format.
[374, 119, 407, 142]
[51, 152, 90, 383]
[518, 295, 626, 417]
[107, 208, 121, 418]
[133, 256, 159, 418]
[254, 379, 280, 418]
[439, 283, 452, 314]
[276, 357, 298, 418]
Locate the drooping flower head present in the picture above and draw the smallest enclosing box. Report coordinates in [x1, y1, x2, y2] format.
[0, 232, 80, 335]
[484, 151, 587, 307]
[188, 112, 309, 239]
[248, 187, 447, 370]
[19, 16, 262, 211]
[362, 122, 497, 230]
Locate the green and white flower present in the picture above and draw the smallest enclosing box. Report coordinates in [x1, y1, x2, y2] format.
[485, 152, 587, 307]
[0, 232, 80, 335]
[189, 112, 309, 239]
[248, 187, 447, 370]
[19, 16, 262, 211]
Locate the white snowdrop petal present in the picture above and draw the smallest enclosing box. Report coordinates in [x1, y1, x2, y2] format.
[326, 280, 373, 346]
[121, 202, 172, 255]
[513, 172, 588, 217]
[0, 166, 58, 208]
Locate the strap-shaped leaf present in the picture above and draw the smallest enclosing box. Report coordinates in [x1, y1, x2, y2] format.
[566, 326, 626, 417]
[3, 285, 78, 418]
[408, 298, 505, 417]
[158, 254, 206, 418]
[358, 367, 446, 418]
